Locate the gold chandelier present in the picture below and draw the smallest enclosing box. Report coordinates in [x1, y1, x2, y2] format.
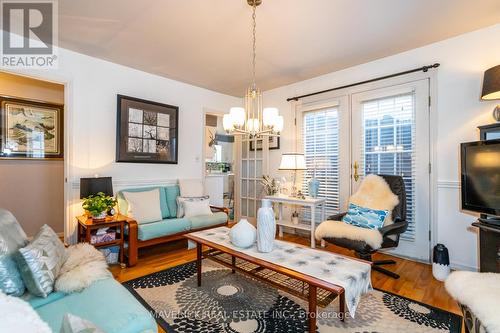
[223, 0, 283, 138]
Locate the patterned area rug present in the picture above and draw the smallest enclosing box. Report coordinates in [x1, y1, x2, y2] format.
[123, 261, 462, 333]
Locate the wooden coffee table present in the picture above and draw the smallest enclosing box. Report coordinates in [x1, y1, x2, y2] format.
[185, 227, 371, 333]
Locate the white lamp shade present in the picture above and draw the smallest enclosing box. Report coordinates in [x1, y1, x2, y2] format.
[223, 114, 234, 131]
[279, 153, 306, 170]
[263, 107, 279, 127]
[230, 107, 245, 127]
[273, 115, 284, 133]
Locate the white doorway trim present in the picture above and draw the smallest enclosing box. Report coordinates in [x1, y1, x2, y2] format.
[1, 69, 75, 243]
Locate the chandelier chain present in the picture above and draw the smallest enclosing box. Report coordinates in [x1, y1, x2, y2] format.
[252, 1, 257, 89]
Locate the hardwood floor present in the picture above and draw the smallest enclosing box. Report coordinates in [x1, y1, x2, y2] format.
[110, 233, 461, 333]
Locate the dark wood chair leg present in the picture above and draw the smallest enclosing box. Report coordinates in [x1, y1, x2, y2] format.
[232, 255, 236, 273]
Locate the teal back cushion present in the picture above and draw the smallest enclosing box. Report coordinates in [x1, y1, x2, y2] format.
[0, 208, 28, 296]
[342, 203, 388, 230]
[117, 186, 170, 219]
[164, 185, 180, 218]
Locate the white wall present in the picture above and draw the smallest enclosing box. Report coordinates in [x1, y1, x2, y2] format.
[3, 46, 240, 242]
[263, 23, 500, 271]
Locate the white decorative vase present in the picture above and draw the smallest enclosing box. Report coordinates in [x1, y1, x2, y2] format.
[257, 199, 276, 253]
[229, 219, 256, 248]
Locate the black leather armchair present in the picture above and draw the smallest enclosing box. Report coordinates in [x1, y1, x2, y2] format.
[322, 174, 408, 279]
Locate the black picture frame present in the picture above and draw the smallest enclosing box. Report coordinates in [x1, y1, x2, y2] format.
[249, 136, 280, 151]
[116, 94, 179, 164]
[0, 96, 64, 160]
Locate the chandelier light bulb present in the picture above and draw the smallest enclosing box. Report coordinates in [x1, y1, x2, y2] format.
[273, 115, 284, 133]
[223, 114, 234, 132]
[230, 107, 246, 128]
[263, 107, 279, 127]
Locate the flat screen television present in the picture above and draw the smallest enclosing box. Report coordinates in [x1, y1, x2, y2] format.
[460, 139, 500, 217]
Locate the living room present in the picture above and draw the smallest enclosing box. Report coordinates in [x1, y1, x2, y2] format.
[0, 1, 499, 333]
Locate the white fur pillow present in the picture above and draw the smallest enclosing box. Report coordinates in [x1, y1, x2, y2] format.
[55, 243, 111, 294]
[123, 189, 163, 224]
[0, 290, 51, 333]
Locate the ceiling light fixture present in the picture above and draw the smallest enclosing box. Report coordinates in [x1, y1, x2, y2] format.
[223, 0, 283, 138]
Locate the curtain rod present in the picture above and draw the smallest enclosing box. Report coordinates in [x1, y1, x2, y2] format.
[286, 63, 440, 102]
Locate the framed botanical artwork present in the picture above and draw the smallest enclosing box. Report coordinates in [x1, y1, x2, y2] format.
[249, 136, 280, 151]
[0, 97, 64, 160]
[116, 95, 178, 164]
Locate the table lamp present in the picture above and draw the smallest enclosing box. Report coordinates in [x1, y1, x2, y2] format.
[279, 153, 306, 197]
[481, 64, 500, 121]
[80, 177, 113, 199]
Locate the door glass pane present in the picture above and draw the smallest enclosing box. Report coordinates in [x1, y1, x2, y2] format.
[361, 93, 416, 240]
[247, 199, 255, 217]
[242, 161, 248, 178]
[256, 160, 263, 178]
[241, 180, 247, 197]
[248, 180, 255, 197]
[248, 161, 255, 179]
[242, 141, 248, 158]
[241, 199, 247, 217]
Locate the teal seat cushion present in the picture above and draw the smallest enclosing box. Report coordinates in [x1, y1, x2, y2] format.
[137, 218, 191, 241]
[117, 187, 170, 219]
[22, 290, 66, 309]
[189, 212, 227, 230]
[35, 278, 157, 333]
[0, 208, 28, 296]
[164, 185, 180, 218]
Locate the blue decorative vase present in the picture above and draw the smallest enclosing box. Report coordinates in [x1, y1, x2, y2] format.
[257, 199, 276, 253]
[308, 178, 320, 198]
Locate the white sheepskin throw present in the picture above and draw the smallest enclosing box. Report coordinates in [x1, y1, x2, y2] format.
[315, 175, 399, 249]
[315, 220, 383, 249]
[55, 243, 111, 294]
[0, 290, 51, 333]
[445, 271, 500, 333]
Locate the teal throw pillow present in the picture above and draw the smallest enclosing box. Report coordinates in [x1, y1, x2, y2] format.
[0, 255, 25, 296]
[0, 208, 28, 296]
[342, 203, 388, 230]
[15, 225, 67, 297]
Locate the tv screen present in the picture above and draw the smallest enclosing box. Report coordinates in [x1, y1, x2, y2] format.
[461, 139, 500, 216]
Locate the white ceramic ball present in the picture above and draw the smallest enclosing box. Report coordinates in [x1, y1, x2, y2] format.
[229, 219, 256, 248]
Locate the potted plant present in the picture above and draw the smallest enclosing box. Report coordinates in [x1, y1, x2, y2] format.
[82, 192, 117, 220]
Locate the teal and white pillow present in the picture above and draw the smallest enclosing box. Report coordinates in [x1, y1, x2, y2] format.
[342, 203, 388, 230]
[15, 225, 67, 297]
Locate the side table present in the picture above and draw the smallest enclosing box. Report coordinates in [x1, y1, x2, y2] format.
[76, 214, 130, 267]
[264, 195, 326, 248]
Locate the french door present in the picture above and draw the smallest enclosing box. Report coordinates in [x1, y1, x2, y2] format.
[235, 136, 269, 224]
[351, 79, 431, 261]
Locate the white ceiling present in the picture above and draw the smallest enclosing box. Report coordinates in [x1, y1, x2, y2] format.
[59, 0, 500, 96]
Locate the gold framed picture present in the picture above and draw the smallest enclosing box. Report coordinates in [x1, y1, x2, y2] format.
[0, 97, 64, 160]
